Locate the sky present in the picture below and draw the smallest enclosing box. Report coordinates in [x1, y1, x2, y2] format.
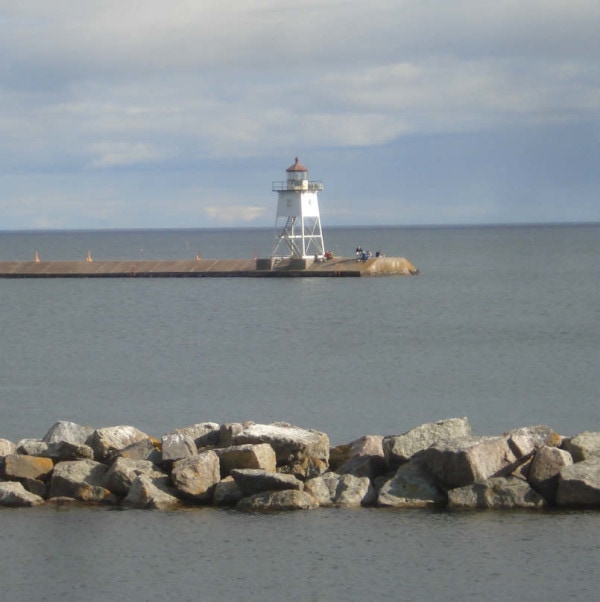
[0, 0, 598, 230]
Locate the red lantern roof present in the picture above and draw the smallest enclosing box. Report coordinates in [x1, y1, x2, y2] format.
[287, 157, 308, 172]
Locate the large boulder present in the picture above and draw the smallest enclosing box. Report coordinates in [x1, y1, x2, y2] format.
[219, 422, 255, 448]
[528, 446, 573, 503]
[42, 421, 94, 446]
[85, 426, 151, 462]
[304, 473, 338, 506]
[213, 476, 244, 507]
[171, 451, 220, 503]
[160, 432, 197, 463]
[3, 455, 54, 482]
[103, 457, 166, 496]
[0, 439, 17, 457]
[562, 432, 600, 462]
[231, 422, 329, 477]
[170, 422, 220, 449]
[48, 459, 109, 501]
[377, 459, 445, 508]
[216, 443, 277, 477]
[330, 435, 384, 470]
[17, 439, 94, 462]
[383, 418, 471, 469]
[504, 425, 563, 457]
[304, 472, 375, 507]
[230, 468, 303, 496]
[421, 435, 527, 489]
[112, 438, 162, 464]
[556, 458, 600, 508]
[334, 455, 387, 481]
[122, 475, 181, 510]
[332, 474, 376, 507]
[0, 481, 45, 507]
[237, 489, 318, 511]
[447, 477, 547, 509]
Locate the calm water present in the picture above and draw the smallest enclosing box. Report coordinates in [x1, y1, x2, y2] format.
[1, 224, 599, 600]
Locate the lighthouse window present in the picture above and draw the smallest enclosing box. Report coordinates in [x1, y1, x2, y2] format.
[287, 199, 292, 207]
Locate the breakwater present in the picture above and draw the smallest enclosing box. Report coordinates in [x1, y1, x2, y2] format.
[0, 256, 419, 278]
[1, 418, 598, 510]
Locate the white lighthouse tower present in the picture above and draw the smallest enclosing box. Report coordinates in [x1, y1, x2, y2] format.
[272, 158, 325, 260]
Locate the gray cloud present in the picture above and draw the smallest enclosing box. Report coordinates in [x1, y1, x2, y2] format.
[0, 1, 598, 228]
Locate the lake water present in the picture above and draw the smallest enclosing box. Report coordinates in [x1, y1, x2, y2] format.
[0, 224, 598, 600]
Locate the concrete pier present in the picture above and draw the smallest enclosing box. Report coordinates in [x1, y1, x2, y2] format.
[0, 256, 418, 278]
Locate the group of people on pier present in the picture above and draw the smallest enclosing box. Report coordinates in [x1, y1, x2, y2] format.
[355, 246, 384, 261]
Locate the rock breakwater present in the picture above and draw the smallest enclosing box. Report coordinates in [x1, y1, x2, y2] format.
[1, 418, 599, 511]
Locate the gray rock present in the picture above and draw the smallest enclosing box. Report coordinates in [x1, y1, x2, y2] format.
[563, 432, 600, 462]
[230, 468, 303, 496]
[42, 421, 94, 445]
[304, 475, 336, 506]
[122, 475, 181, 510]
[383, 417, 471, 469]
[85, 426, 150, 462]
[377, 459, 445, 508]
[103, 457, 166, 496]
[0, 481, 45, 507]
[161, 432, 197, 462]
[237, 489, 318, 511]
[334, 474, 376, 507]
[219, 422, 254, 448]
[170, 422, 221, 449]
[304, 472, 375, 507]
[528, 446, 573, 503]
[111, 438, 162, 464]
[49, 459, 109, 500]
[556, 458, 600, 508]
[171, 451, 220, 502]
[447, 477, 547, 509]
[335, 455, 387, 481]
[232, 422, 329, 475]
[421, 435, 525, 489]
[330, 435, 384, 470]
[3, 454, 54, 481]
[505, 425, 563, 458]
[213, 476, 244, 507]
[0, 439, 17, 457]
[17, 439, 94, 462]
[216, 443, 277, 477]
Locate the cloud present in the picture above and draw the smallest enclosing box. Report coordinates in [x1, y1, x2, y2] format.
[0, 1, 597, 228]
[203, 205, 268, 224]
[87, 141, 169, 168]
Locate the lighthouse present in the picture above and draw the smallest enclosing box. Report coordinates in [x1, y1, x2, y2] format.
[272, 158, 325, 260]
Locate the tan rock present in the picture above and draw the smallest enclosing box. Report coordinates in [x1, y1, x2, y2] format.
[383, 417, 471, 469]
[563, 432, 600, 462]
[448, 477, 547, 509]
[377, 459, 445, 508]
[422, 435, 523, 489]
[330, 435, 384, 469]
[216, 443, 277, 477]
[4, 454, 54, 481]
[171, 451, 220, 502]
[232, 422, 329, 476]
[103, 457, 166, 496]
[0, 439, 17, 457]
[86, 426, 150, 461]
[48, 459, 108, 500]
[123, 475, 181, 510]
[528, 445, 573, 503]
[556, 458, 600, 508]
